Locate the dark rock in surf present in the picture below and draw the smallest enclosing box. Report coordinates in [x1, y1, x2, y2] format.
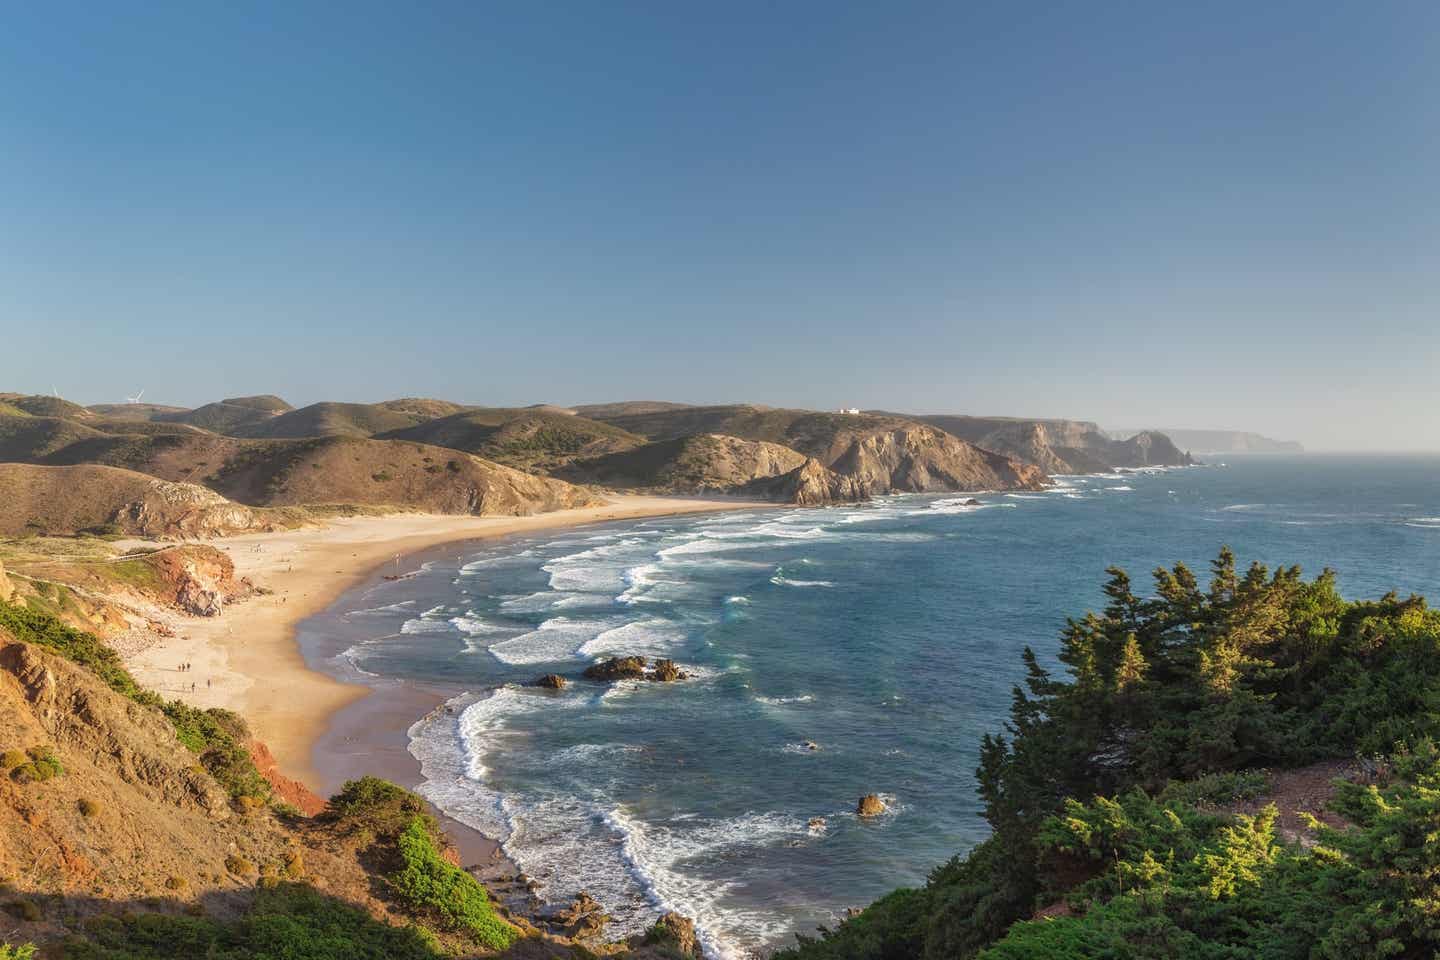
[583, 656, 650, 681]
[641, 911, 699, 957]
[532, 674, 567, 689]
[649, 658, 688, 682]
[857, 794, 886, 817]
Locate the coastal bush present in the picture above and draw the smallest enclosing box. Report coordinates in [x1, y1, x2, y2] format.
[78, 798, 101, 818]
[389, 816, 517, 950]
[0, 750, 26, 770]
[778, 551, 1440, 960]
[10, 747, 62, 783]
[0, 944, 36, 960]
[223, 855, 254, 877]
[326, 775, 434, 838]
[160, 702, 270, 804]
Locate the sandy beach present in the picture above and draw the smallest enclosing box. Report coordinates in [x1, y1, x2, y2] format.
[123, 495, 764, 791]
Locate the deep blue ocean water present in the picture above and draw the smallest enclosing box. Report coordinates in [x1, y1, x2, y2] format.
[313, 455, 1440, 958]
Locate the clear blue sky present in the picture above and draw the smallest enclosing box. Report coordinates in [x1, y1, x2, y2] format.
[3, 2, 1436, 450]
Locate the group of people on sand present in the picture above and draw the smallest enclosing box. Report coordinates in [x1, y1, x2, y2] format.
[177, 661, 211, 693]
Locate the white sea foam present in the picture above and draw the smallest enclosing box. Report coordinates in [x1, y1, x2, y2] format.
[449, 615, 507, 635]
[604, 807, 810, 959]
[723, 595, 750, 604]
[348, 600, 417, 616]
[400, 617, 456, 635]
[755, 693, 815, 705]
[578, 618, 688, 658]
[770, 575, 835, 588]
[499, 590, 583, 613]
[488, 617, 618, 664]
[1106, 485, 1134, 491]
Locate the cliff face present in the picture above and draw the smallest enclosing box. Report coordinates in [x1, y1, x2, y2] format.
[578, 406, 1048, 498]
[0, 638, 259, 910]
[560, 434, 809, 495]
[818, 424, 1047, 495]
[1107, 430, 1194, 468]
[741, 458, 869, 505]
[896, 413, 1193, 474]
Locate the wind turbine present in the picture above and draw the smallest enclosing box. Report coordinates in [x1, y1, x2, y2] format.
[125, 389, 145, 405]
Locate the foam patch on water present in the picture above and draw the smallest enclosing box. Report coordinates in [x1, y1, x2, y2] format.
[348, 600, 417, 616]
[400, 617, 456, 635]
[489, 617, 620, 664]
[578, 618, 688, 658]
[770, 575, 835, 588]
[449, 615, 507, 635]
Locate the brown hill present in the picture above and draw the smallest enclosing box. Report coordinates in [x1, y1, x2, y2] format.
[0, 394, 97, 421]
[570, 400, 696, 419]
[0, 414, 109, 461]
[1, 411, 599, 520]
[205, 436, 599, 514]
[86, 402, 191, 421]
[381, 408, 643, 473]
[559, 433, 809, 494]
[237, 400, 468, 440]
[160, 395, 292, 434]
[0, 464, 272, 538]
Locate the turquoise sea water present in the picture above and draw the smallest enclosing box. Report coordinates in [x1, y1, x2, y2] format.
[312, 455, 1440, 958]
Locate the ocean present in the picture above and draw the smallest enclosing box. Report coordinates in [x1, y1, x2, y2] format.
[303, 454, 1440, 958]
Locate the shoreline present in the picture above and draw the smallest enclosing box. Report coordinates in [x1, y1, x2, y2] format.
[122, 495, 774, 793]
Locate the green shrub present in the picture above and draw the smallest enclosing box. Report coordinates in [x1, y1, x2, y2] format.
[0, 944, 36, 960]
[1158, 769, 1271, 806]
[61, 884, 446, 959]
[326, 776, 433, 838]
[224, 856, 254, 877]
[0, 750, 26, 770]
[389, 816, 517, 950]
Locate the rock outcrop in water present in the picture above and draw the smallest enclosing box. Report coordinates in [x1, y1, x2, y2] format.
[857, 794, 887, 817]
[582, 656, 690, 683]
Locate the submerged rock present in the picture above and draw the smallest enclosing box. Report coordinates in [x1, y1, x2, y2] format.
[857, 794, 886, 817]
[532, 674, 567, 689]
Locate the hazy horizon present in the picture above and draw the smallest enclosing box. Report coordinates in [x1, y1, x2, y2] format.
[4, 2, 1436, 452]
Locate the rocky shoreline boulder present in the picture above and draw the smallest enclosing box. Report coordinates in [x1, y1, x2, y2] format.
[532, 674, 567, 689]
